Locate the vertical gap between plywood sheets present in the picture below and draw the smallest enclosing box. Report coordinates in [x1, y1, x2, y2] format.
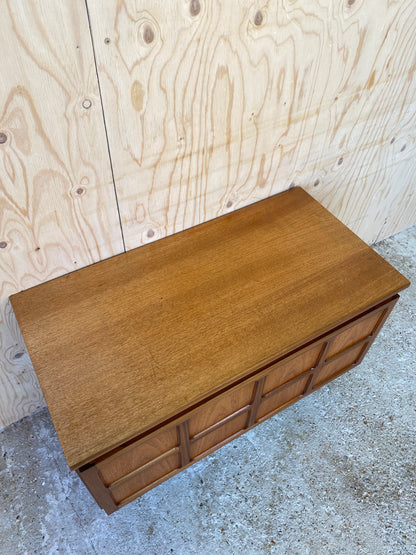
[84, 0, 126, 253]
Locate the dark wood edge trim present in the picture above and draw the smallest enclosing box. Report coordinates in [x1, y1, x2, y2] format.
[190, 405, 251, 442]
[77, 466, 118, 515]
[178, 421, 191, 467]
[108, 447, 180, 489]
[247, 377, 266, 427]
[305, 341, 330, 394]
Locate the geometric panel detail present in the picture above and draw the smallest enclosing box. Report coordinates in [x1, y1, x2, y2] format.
[263, 344, 322, 395]
[326, 310, 383, 359]
[314, 343, 366, 388]
[256, 375, 310, 422]
[96, 425, 178, 486]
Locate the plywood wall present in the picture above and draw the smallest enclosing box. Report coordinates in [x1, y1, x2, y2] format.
[87, 0, 416, 249]
[0, 1, 123, 427]
[1, 0, 416, 428]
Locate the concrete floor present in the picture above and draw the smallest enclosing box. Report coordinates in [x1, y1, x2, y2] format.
[1, 224, 415, 555]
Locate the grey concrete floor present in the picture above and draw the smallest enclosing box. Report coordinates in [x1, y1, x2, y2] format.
[1, 225, 415, 555]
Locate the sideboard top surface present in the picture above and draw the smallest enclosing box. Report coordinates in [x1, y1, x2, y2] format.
[10, 188, 410, 469]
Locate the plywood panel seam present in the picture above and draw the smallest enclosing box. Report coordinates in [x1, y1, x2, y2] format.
[84, 0, 126, 252]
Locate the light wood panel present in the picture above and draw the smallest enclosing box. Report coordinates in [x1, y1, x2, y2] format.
[0, 1, 124, 427]
[87, 0, 416, 250]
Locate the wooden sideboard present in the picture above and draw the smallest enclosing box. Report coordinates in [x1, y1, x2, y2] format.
[10, 187, 409, 514]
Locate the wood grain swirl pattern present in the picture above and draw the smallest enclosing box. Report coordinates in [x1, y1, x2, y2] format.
[2, 0, 416, 429]
[87, 0, 416, 249]
[0, 1, 123, 427]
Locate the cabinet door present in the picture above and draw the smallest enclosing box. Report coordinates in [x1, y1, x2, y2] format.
[311, 298, 397, 389]
[188, 381, 255, 460]
[255, 297, 397, 422]
[79, 423, 181, 512]
[255, 343, 323, 422]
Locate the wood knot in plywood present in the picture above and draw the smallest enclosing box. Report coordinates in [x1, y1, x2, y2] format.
[143, 25, 155, 44]
[0, 132, 7, 144]
[254, 11, 263, 26]
[190, 0, 201, 16]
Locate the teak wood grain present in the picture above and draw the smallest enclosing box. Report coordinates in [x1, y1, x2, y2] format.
[83, 295, 399, 513]
[10, 188, 410, 471]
